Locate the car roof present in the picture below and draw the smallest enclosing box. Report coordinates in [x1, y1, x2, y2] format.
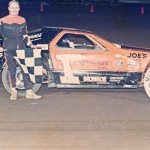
[29, 26, 93, 34]
[44, 26, 93, 33]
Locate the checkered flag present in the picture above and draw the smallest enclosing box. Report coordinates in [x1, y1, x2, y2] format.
[14, 48, 43, 84]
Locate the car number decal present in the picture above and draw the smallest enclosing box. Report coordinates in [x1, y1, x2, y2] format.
[56, 55, 80, 84]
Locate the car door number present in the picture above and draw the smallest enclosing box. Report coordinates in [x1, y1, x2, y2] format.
[56, 55, 80, 84]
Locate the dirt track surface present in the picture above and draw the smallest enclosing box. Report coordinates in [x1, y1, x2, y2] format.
[0, 84, 150, 150]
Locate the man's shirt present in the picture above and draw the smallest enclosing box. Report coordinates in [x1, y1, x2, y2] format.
[0, 15, 28, 50]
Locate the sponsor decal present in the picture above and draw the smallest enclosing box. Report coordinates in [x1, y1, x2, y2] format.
[127, 53, 147, 59]
[115, 60, 124, 67]
[83, 76, 107, 84]
[127, 59, 140, 69]
[80, 60, 111, 67]
[109, 76, 124, 82]
[29, 33, 42, 41]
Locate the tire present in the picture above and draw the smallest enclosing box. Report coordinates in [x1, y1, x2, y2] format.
[144, 67, 150, 98]
[2, 66, 42, 97]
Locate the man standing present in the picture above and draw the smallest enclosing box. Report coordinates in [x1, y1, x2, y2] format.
[0, 0, 42, 100]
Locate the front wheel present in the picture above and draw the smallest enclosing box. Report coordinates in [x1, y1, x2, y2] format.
[144, 67, 150, 98]
[2, 66, 42, 97]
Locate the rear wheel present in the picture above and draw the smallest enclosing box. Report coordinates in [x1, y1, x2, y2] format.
[144, 67, 150, 98]
[2, 66, 42, 97]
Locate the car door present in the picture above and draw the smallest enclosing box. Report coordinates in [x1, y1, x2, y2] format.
[49, 30, 128, 87]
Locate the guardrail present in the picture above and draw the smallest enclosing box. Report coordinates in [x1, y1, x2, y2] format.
[118, 0, 150, 3]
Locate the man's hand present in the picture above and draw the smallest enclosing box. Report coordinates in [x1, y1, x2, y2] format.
[0, 47, 3, 52]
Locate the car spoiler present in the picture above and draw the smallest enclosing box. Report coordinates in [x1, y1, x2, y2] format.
[121, 44, 150, 51]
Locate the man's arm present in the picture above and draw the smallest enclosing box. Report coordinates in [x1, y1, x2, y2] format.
[22, 21, 32, 47]
[23, 34, 32, 47]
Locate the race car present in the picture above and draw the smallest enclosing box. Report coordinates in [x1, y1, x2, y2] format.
[1, 26, 150, 97]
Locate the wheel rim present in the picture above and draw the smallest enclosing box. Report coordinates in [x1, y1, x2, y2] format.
[144, 67, 150, 98]
[15, 67, 25, 90]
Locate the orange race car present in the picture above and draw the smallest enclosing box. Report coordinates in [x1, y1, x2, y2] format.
[1, 26, 150, 97]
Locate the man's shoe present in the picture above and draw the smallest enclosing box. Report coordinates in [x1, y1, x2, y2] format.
[10, 88, 17, 100]
[26, 89, 42, 99]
